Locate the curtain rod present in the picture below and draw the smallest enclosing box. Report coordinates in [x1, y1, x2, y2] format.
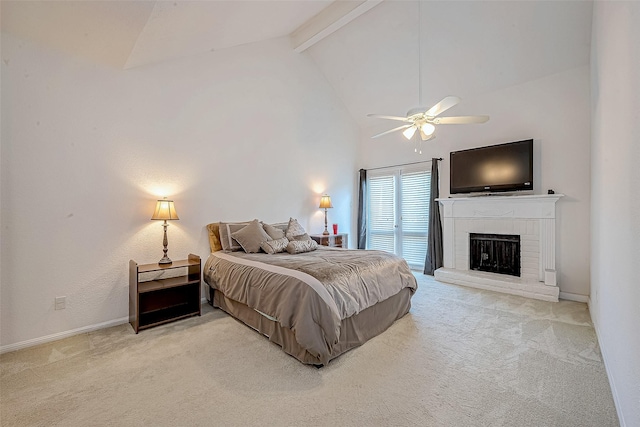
[362, 158, 443, 172]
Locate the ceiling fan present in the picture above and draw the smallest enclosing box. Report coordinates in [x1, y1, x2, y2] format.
[368, 96, 489, 141]
[367, 2, 489, 148]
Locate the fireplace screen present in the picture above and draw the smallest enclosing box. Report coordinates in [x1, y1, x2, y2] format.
[469, 233, 521, 277]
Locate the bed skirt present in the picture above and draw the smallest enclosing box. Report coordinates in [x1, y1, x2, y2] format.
[209, 286, 412, 366]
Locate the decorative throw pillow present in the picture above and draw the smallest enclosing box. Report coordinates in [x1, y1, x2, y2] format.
[219, 221, 251, 251]
[285, 217, 307, 240]
[291, 233, 312, 242]
[260, 237, 289, 254]
[286, 239, 318, 254]
[271, 222, 289, 233]
[263, 222, 286, 240]
[206, 223, 223, 253]
[231, 219, 272, 253]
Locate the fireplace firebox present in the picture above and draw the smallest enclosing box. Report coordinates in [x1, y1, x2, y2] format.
[470, 233, 521, 277]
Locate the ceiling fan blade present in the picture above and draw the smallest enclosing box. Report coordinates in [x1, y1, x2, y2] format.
[425, 96, 461, 117]
[433, 115, 490, 124]
[371, 124, 412, 139]
[367, 114, 412, 122]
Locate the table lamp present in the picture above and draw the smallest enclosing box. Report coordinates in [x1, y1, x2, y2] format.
[319, 194, 333, 235]
[151, 197, 179, 264]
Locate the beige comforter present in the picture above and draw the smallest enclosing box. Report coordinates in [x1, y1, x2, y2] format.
[203, 247, 417, 364]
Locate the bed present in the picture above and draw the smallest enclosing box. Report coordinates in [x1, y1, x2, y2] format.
[203, 221, 418, 365]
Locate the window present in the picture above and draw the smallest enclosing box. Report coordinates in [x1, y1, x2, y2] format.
[367, 165, 431, 270]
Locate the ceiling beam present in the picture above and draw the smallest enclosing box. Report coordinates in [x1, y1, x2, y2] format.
[290, 0, 383, 53]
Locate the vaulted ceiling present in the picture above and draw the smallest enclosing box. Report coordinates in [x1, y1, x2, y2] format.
[0, 0, 593, 138]
[0, 1, 333, 68]
[308, 1, 592, 136]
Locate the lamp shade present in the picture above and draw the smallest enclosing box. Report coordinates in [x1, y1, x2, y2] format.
[151, 198, 179, 221]
[402, 126, 417, 140]
[421, 123, 435, 136]
[319, 194, 333, 209]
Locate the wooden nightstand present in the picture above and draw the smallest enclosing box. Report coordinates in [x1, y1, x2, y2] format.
[310, 233, 348, 248]
[129, 254, 201, 333]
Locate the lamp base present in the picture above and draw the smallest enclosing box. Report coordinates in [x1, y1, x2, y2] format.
[159, 221, 172, 264]
[158, 256, 172, 265]
[323, 208, 330, 236]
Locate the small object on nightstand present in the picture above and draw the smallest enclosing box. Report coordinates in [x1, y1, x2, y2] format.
[332, 224, 338, 234]
[150, 198, 179, 264]
[310, 233, 348, 249]
[547, 189, 555, 194]
[319, 194, 333, 235]
[129, 254, 201, 333]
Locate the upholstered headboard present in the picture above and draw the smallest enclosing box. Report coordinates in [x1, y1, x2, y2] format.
[206, 223, 223, 253]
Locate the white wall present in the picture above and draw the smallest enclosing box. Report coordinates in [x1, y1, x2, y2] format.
[358, 66, 592, 298]
[590, 2, 640, 426]
[0, 33, 360, 348]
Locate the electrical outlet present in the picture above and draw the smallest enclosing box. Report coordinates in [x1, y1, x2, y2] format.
[55, 296, 66, 310]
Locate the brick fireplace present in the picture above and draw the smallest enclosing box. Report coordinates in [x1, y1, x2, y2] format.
[434, 194, 563, 301]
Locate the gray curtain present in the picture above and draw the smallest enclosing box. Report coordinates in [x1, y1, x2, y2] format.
[357, 169, 367, 249]
[424, 159, 443, 275]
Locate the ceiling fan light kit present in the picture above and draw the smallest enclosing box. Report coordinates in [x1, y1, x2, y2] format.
[367, 3, 489, 151]
[419, 124, 435, 140]
[402, 126, 417, 140]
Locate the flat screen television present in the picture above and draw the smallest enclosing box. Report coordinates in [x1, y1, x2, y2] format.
[450, 139, 533, 194]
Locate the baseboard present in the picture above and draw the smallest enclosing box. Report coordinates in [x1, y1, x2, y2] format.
[590, 299, 627, 427]
[558, 291, 589, 303]
[0, 316, 130, 355]
[0, 300, 213, 354]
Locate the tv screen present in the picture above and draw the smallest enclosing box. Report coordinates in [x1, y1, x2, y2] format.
[450, 139, 533, 194]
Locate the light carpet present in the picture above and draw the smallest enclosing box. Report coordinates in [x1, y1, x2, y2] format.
[0, 274, 619, 426]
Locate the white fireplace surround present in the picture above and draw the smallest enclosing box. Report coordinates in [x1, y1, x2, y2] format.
[435, 194, 563, 302]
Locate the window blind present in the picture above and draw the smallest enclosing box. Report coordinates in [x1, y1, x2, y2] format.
[368, 175, 395, 254]
[366, 165, 431, 270]
[401, 170, 430, 267]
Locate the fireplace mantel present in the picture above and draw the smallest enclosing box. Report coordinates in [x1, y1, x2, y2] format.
[435, 194, 564, 301]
